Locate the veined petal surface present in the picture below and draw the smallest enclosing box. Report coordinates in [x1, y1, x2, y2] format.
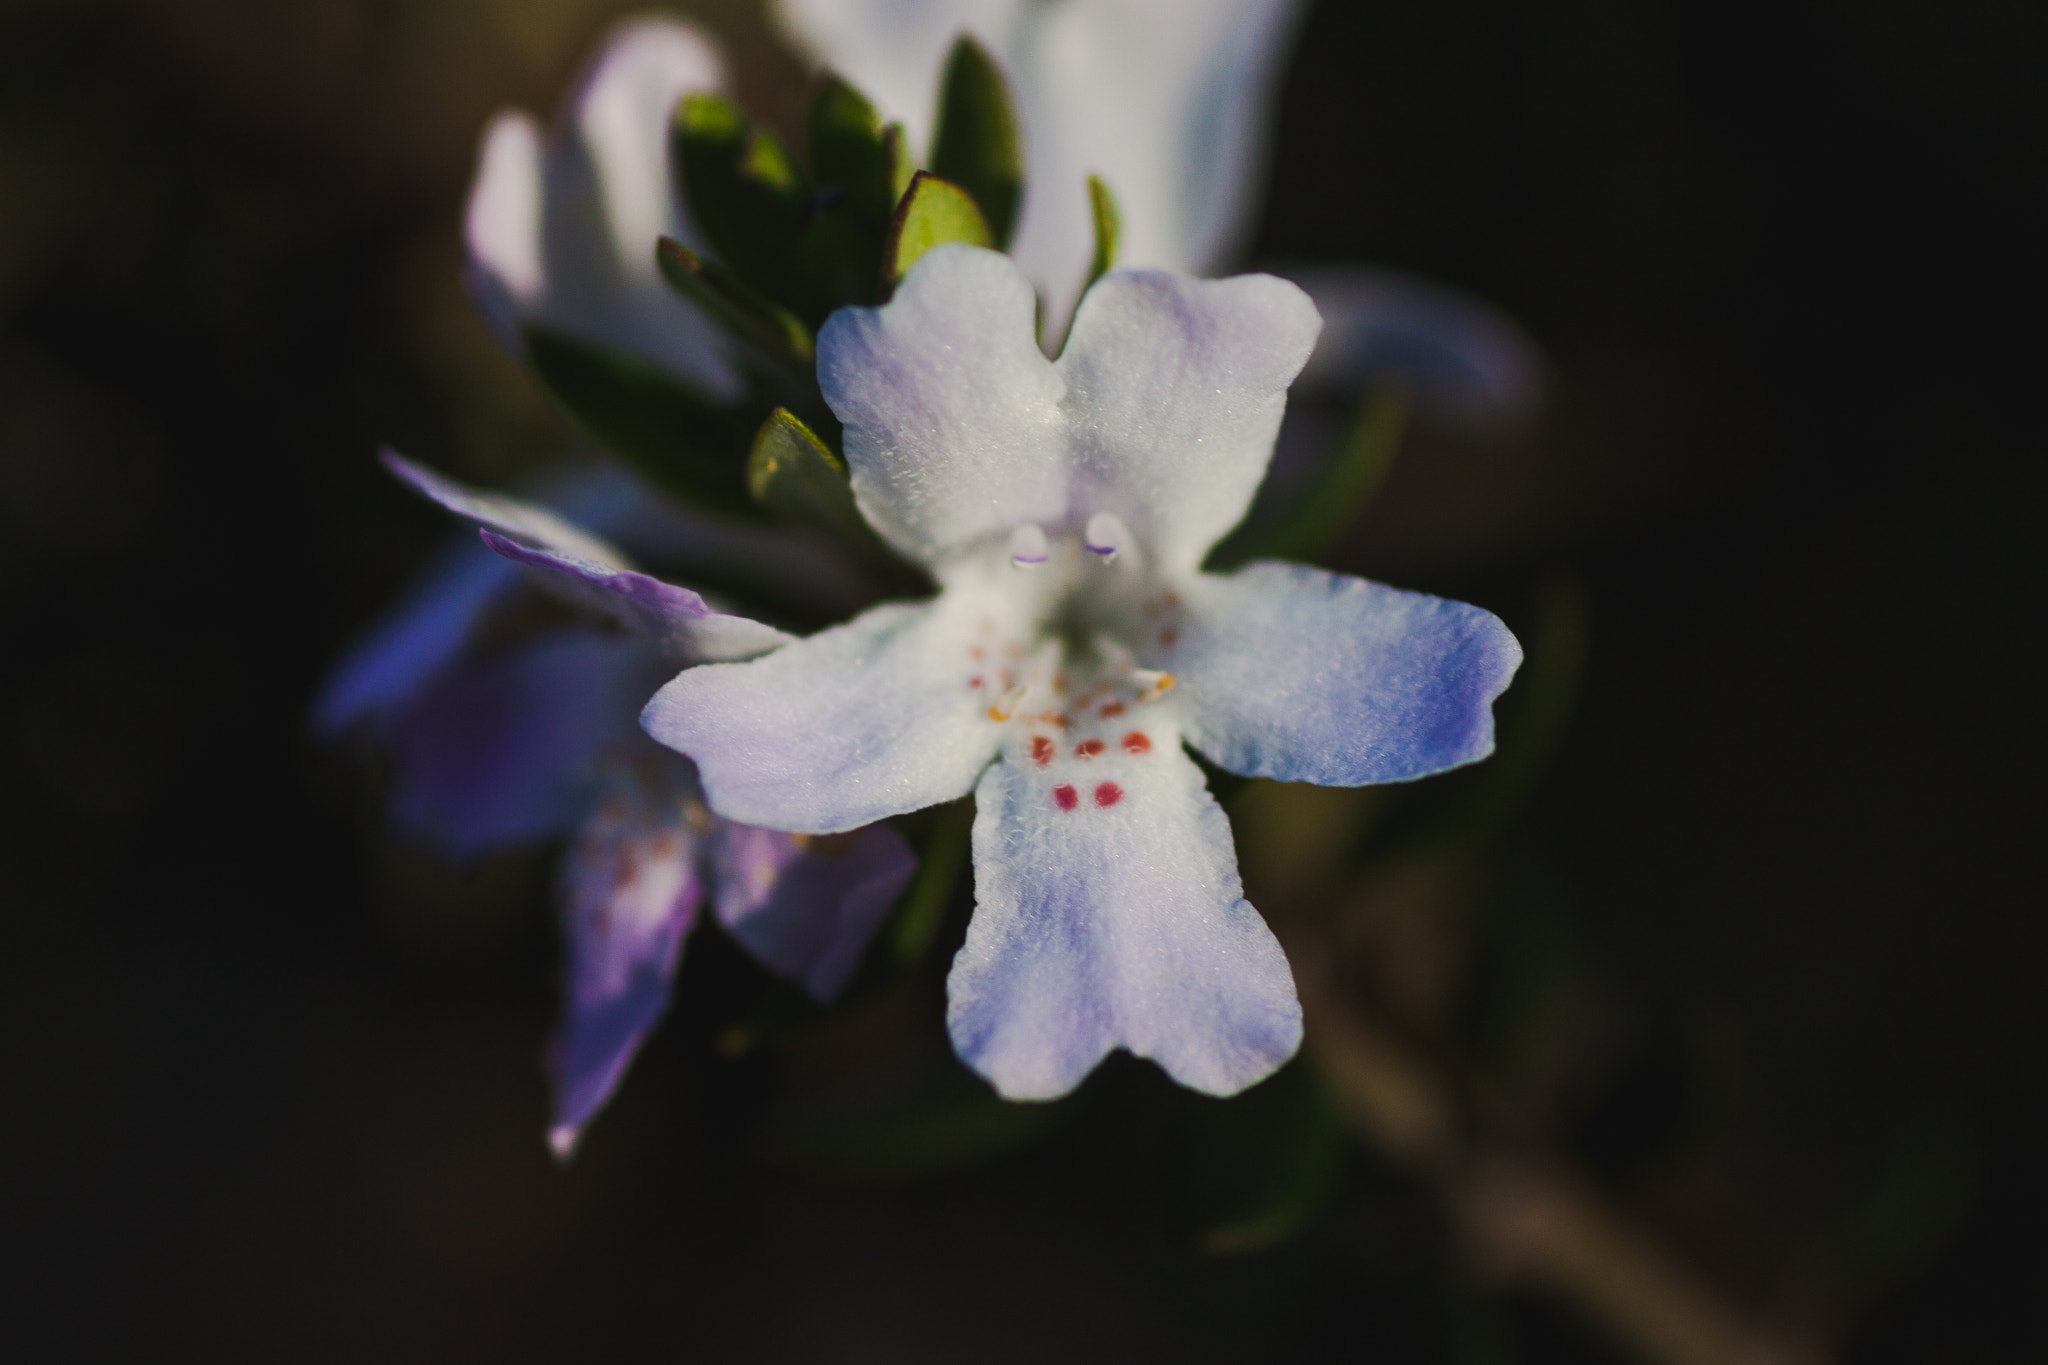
[820, 245, 1067, 566]
[709, 822, 917, 1001]
[1057, 268, 1320, 571]
[643, 596, 1001, 834]
[949, 736, 1301, 1100]
[1178, 561, 1522, 785]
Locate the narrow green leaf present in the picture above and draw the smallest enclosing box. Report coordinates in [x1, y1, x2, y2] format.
[1261, 384, 1410, 563]
[1085, 174, 1122, 291]
[882, 171, 993, 290]
[807, 74, 896, 223]
[747, 407, 873, 545]
[522, 326, 754, 515]
[655, 236, 814, 369]
[890, 796, 974, 967]
[672, 92, 808, 310]
[928, 35, 1025, 247]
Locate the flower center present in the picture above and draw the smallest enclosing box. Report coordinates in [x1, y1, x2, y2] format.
[954, 521, 1191, 814]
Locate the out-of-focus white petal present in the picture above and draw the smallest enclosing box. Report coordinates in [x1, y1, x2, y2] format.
[820, 245, 1068, 566]
[464, 17, 741, 398]
[948, 734, 1301, 1100]
[1057, 267, 1320, 572]
[1285, 264, 1549, 429]
[772, 0, 1305, 319]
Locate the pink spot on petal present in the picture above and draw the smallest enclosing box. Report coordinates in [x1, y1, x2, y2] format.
[1075, 738, 1105, 759]
[1121, 731, 1152, 754]
[1094, 782, 1123, 808]
[1159, 627, 1179, 648]
[1052, 784, 1079, 812]
[968, 675, 984, 689]
[1031, 736, 1055, 766]
[1099, 700, 1126, 719]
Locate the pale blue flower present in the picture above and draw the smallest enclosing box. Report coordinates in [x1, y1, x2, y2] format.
[641, 246, 1522, 1100]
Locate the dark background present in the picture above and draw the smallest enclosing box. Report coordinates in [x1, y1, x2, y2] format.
[2, 0, 2041, 1359]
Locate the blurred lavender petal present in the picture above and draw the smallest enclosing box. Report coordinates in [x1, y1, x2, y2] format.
[477, 529, 794, 663]
[548, 769, 704, 1158]
[388, 629, 662, 859]
[708, 822, 917, 1003]
[313, 540, 520, 737]
[382, 448, 632, 569]
[1283, 265, 1547, 429]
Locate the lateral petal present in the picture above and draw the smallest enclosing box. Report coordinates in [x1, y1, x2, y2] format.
[643, 594, 1002, 834]
[1178, 561, 1522, 785]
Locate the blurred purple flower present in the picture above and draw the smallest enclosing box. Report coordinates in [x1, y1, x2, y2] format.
[317, 455, 914, 1156]
[642, 247, 1521, 1101]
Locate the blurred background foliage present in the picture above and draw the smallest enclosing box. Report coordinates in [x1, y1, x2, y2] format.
[2, 0, 2042, 1360]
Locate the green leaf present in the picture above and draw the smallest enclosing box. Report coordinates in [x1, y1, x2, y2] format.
[882, 170, 993, 289]
[928, 35, 1025, 247]
[672, 92, 809, 312]
[655, 236, 814, 370]
[890, 796, 974, 967]
[1260, 384, 1410, 564]
[1187, 1059, 1347, 1256]
[522, 326, 754, 514]
[799, 79, 921, 311]
[807, 75, 899, 225]
[747, 406, 873, 544]
[1084, 173, 1121, 292]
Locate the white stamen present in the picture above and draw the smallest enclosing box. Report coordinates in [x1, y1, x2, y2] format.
[1009, 523, 1048, 568]
[1083, 512, 1127, 562]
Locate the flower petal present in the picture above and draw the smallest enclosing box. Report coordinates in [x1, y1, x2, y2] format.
[1286, 264, 1547, 429]
[708, 822, 917, 1002]
[548, 770, 703, 1158]
[466, 18, 741, 398]
[643, 595, 1000, 834]
[1017, 0, 1305, 312]
[1058, 268, 1321, 573]
[947, 736, 1301, 1100]
[477, 529, 793, 663]
[383, 449, 631, 569]
[312, 539, 520, 737]
[1178, 561, 1522, 785]
[388, 630, 660, 858]
[819, 245, 1068, 566]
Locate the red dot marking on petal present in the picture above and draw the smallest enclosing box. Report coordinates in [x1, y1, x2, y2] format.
[1121, 731, 1152, 754]
[1094, 782, 1123, 808]
[1159, 627, 1179, 648]
[968, 675, 984, 689]
[1098, 700, 1126, 719]
[1075, 738, 1106, 759]
[970, 645, 985, 661]
[1030, 736, 1055, 766]
[1052, 784, 1079, 811]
